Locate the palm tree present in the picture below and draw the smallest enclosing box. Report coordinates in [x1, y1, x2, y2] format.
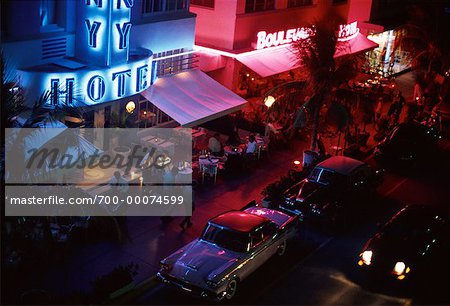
[1, 53, 25, 128]
[291, 12, 361, 150]
[399, 5, 449, 96]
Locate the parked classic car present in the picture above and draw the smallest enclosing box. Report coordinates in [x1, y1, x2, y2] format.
[358, 205, 449, 282]
[374, 122, 438, 167]
[279, 156, 383, 225]
[158, 206, 298, 301]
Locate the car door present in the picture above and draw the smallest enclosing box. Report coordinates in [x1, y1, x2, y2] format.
[240, 225, 277, 278]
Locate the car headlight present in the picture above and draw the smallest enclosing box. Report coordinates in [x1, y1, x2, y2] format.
[393, 261, 405, 275]
[359, 250, 373, 266]
[392, 261, 410, 279]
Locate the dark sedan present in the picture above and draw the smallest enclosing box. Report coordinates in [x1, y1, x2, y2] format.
[374, 122, 438, 167]
[279, 156, 383, 227]
[358, 205, 449, 282]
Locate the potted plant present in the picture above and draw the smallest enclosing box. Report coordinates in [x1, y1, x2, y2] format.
[90, 262, 139, 301]
[261, 170, 304, 207]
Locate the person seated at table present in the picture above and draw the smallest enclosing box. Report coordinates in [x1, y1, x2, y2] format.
[110, 171, 128, 194]
[208, 133, 223, 155]
[246, 134, 257, 155]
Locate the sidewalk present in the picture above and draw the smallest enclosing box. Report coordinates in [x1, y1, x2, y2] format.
[21, 138, 311, 300]
[11, 71, 417, 303]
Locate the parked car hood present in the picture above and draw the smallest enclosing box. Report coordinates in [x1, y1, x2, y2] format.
[296, 179, 325, 202]
[366, 232, 423, 265]
[169, 239, 241, 288]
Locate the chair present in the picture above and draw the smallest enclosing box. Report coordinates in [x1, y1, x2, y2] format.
[202, 163, 218, 184]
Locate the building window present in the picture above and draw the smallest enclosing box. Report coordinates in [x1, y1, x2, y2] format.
[245, 0, 274, 13]
[142, 0, 187, 14]
[287, 0, 313, 7]
[190, 0, 215, 8]
[153, 48, 196, 77]
[137, 99, 174, 128]
[40, 0, 56, 27]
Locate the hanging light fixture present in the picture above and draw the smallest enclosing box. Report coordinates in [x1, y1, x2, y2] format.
[125, 101, 136, 114]
[264, 96, 276, 108]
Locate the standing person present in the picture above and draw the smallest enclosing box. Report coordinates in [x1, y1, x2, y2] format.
[208, 133, 222, 155]
[110, 171, 128, 195]
[396, 91, 406, 115]
[374, 97, 383, 127]
[316, 133, 326, 158]
[179, 181, 197, 230]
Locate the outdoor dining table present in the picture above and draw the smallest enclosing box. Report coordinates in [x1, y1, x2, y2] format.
[224, 146, 244, 155]
[178, 167, 193, 175]
[198, 156, 220, 167]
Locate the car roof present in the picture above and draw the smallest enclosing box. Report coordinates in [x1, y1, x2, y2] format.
[209, 211, 269, 233]
[315, 156, 365, 175]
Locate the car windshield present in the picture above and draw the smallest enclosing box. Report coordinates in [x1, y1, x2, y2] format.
[308, 168, 341, 185]
[383, 209, 434, 239]
[201, 224, 250, 253]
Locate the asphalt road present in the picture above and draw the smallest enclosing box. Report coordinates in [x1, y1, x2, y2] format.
[135, 141, 450, 305]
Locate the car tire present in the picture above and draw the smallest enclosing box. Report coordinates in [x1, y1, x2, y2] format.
[277, 240, 287, 256]
[224, 279, 238, 300]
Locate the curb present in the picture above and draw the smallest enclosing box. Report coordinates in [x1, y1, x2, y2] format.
[109, 275, 159, 305]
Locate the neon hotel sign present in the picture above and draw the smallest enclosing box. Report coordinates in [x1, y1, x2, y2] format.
[41, 0, 153, 105]
[256, 21, 359, 50]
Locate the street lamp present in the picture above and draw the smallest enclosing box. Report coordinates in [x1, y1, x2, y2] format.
[264, 95, 276, 108]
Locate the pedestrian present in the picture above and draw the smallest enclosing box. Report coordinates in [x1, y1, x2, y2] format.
[180, 181, 197, 230]
[374, 97, 383, 128]
[316, 133, 326, 158]
[110, 171, 128, 195]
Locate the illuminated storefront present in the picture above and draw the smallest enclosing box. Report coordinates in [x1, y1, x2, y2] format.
[191, 0, 377, 95]
[2, 0, 245, 131]
[365, 28, 411, 77]
[195, 20, 377, 96]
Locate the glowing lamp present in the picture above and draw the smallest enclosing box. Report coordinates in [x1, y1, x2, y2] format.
[264, 96, 276, 108]
[294, 160, 301, 165]
[125, 101, 136, 114]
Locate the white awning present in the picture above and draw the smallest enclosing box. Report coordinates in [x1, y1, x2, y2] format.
[234, 34, 378, 77]
[334, 33, 378, 58]
[235, 45, 299, 78]
[141, 69, 247, 127]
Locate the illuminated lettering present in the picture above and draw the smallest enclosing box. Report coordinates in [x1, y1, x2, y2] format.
[66, 78, 75, 105]
[50, 78, 75, 105]
[85, 20, 101, 48]
[136, 65, 148, 91]
[112, 70, 131, 97]
[51, 79, 59, 105]
[255, 22, 359, 49]
[87, 75, 106, 102]
[116, 0, 134, 9]
[86, 0, 102, 7]
[286, 29, 295, 43]
[256, 31, 266, 50]
[150, 61, 158, 85]
[338, 21, 359, 41]
[116, 22, 132, 49]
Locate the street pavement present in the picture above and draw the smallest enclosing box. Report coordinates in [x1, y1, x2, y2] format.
[8, 71, 445, 305]
[134, 140, 450, 305]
